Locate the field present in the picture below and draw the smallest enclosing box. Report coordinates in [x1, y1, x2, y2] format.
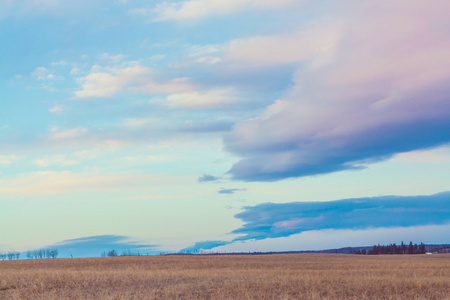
[0, 253, 449, 299]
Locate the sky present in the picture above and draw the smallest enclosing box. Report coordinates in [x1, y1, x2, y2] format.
[1, 0, 450, 258]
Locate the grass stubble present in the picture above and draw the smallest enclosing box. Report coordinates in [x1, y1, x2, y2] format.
[0, 253, 449, 299]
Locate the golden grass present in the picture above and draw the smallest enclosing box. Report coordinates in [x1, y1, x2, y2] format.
[0, 253, 449, 299]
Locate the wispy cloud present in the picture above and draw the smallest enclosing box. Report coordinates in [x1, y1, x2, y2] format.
[149, 0, 304, 21]
[198, 174, 220, 183]
[0, 155, 17, 165]
[34, 155, 79, 167]
[32, 67, 56, 81]
[166, 88, 239, 109]
[218, 188, 246, 194]
[75, 64, 194, 98]
[0, 171, 168, 195]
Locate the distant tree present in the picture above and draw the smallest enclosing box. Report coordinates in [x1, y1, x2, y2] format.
[401, 241, 406, 254]
[419, 243, 426, 254]
[408, 242, 414, 254]
[49, 249, 58, 259]
[107, 249, 118, 257]
[7, 251, 16, 260]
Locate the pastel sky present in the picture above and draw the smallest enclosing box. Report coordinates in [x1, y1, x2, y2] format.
[1, 0, 450, 258]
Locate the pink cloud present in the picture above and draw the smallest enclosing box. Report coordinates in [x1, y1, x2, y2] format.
[224, 0, 450, 181]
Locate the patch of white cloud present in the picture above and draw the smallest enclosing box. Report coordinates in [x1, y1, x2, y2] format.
[0, 171, 188, 195]
[166, 88, 239, 109]
[150, 0, 304, 21]
[0, 155, 17, 165]
[224, 26, 340, 69]
[75, 64, 194, 98]
[98, 53, 126, 64]
[49, 105, 63, 114]
[51, 60, 68, 66]
[48, 127, 88, 141]
[34, 155, 79, 167]
[32, 67, 56, 81]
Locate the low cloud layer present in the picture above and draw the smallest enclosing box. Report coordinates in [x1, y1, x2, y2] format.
[189, 192, 450, 250]
[50, 235, 158, 258]
[224, 1, 450, 181]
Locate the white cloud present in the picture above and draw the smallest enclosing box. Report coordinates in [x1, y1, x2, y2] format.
[98, 53, 125, 64]
[51, 60, 68, 66]
[166, 88, 239, 109]
[0, 171, 186, 195]
[32, 67, 56, 81]
[0, 155, 17, 165]
[151, 0, 304, 21]
[75, 64, 194, 98]
[49, 105, 63, 114]
[48, 127, 88, 141]
[34, 155, 79, 167]
[224, 26, 340, 69]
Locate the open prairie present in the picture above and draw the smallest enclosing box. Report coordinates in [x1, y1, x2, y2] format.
[1, 254, 449, 299]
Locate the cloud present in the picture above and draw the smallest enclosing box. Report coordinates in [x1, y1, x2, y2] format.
[211, 224, 450, 253]
[32, 67, 56, 81]
[198, 174, 220, 183]
[34, 155, 79, 167]
[0, 155, 17, 165]
[218, 188, 246, 194]
[166, 88, 239, 109]
[75, 64, 194, 98]
[224, 1, 450, 181]
[223, 26, 340, 69]
[49, 235, 158, 258]
[0, 171, 161, 195]
[48, 127, 88, 141]
[75, 65, 150, 98]
[150, 0, 304, 21]
[48, 105, 63, 114]
[191, 192, 450, 250]
[98, 53, 125, 64]
[181, 240, 229, 253]
[231, 192, 450, 241]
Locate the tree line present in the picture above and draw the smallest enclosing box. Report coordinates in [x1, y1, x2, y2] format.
[356, 242, 427, 255]
[0, 251, 21, 261]
[26, 248, 59, 259]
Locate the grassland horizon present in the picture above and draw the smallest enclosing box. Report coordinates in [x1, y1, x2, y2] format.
[1, 253, 449, 299]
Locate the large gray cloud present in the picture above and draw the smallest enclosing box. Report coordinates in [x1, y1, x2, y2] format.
[224, 1, 450, 181]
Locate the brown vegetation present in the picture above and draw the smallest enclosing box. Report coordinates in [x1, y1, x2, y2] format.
[0, 253, 449, 299]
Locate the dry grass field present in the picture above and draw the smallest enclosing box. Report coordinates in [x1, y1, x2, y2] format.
[0, 253, 449, 299]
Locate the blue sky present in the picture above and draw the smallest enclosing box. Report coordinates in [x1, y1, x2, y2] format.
[1, 0, 450, 257]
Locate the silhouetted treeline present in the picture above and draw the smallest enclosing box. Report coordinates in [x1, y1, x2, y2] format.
[355, 242, 426, 255]
[26, 248, 59, 259]
[0, 251, 20, 261]
[101, 249, 145, 257]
